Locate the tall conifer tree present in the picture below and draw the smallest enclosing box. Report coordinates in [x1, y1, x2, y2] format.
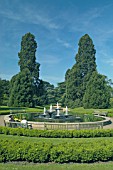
[9, 33, 40, 107]
[65, 34, 97, 107]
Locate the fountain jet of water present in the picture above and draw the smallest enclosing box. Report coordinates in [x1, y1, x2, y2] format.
[57, 109, 60, 116]
[50, 105, 52, 112]
[65, 106, 68, 115]
[57, 102, 59, 109]
[43, 107, 46, 115]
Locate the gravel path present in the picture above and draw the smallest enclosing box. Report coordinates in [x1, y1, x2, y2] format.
[0, 115, 5, 126]
[103, 117, 113, 129]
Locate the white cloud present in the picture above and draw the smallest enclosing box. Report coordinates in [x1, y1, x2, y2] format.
[23, 7, 59, 29]
[56, 38, 72, 48]
[0, 7, 59, 30]
[69, 8, 102, 33]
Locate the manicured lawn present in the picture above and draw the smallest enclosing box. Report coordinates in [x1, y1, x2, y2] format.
[1, 106, 113, 116]
[0, 162, 113, 170]
[71, 107, 113, 115]
[0, 106, 44, 115]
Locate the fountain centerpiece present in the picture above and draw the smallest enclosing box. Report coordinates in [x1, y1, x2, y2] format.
[43, 107, 46, 116]
[50, 105, 53, 112]
[37, 102, 80, 122]
[47, 104, 55, 118]
[56, 102, 60, 117]
[65, 106, 68, 117]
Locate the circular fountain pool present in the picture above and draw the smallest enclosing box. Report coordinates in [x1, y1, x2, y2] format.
[13, 103, 104, 123]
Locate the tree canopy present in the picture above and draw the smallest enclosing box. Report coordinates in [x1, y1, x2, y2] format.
[65, 34, 97, 107]
[9, 33, 40, 107]
[83, 71, 111, 109]
[1, 32, 111, 109]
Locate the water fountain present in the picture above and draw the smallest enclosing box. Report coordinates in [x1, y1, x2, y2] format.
[56, 102, 60, 117]
[50, 105, 53, 112]
[10, 102, 107, 129]
[38, 103, 75, 122]
[65, 106, 68, 117]
[10, 102, 107, 130]
[43, 107, 46, 116]
[38, 103, 70, 121]
[47, 104, 55, 118]
[56, 109, 60, 116]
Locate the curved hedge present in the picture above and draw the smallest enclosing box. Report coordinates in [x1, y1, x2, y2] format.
[0, 138, 113, 163]
[0, 126, 113, 138]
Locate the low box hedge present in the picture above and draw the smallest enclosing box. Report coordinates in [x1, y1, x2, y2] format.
[0, 138, 113, 163]
[0, 126, 113, 138]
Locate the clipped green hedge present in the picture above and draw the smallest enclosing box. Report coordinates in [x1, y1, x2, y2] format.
[0, 138, 113, 163]
[0, 126, 113, 138]
[0, 139, 52, 163]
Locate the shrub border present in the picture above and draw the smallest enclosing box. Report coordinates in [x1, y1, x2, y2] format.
[1, 126, 113, 138]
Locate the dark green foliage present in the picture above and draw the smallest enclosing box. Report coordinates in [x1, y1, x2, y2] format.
[1, 137, 113, 163]
[45, 82, 56, 104]
[65, 34, 97, 107]
[18, 32, 40, 87]
[37, 81, 56, 105]
[55, 82, 66, 105]
[18, 33, 37, 73]
[9, 69, 35, 107]
[6, 32, 113, 108]
[0, 79, 9, 106]
[0, 78, 9, 106]
[8, 74, 18, 106]
[110, 98, 113, 108]
[9, 33, 40, 107]
[83, 71, 111, 109]
[63, 34, 112, 109]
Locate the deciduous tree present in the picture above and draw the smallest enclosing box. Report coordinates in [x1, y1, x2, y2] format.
[83, 71, 111, 108]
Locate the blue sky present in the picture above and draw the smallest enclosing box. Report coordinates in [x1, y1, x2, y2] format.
[0, 0, 113, 86]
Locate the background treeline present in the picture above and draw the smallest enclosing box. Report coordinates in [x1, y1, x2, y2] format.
[0, 33, 113, 108]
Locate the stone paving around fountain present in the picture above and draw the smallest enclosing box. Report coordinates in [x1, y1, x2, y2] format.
[0, 115, 5, 126]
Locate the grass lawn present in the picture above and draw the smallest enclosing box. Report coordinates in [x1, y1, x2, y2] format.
[1, 106, 113, 115]
[71, 107, 113, 115]
[0, 106, 44, 115]
[0, 162, 113, 170]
